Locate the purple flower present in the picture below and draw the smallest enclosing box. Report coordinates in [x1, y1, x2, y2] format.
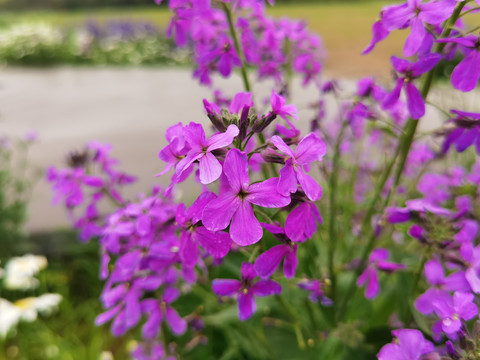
[297, 279, 332, 306]
[285, 201, 323, 242]
[363, 18, 390, 55]
[415, 259, 470, 315]
[175, 122, 239, 184]
[202, 149, 290, 246]
[382, 0, 455, 56]
[254, 223, 298, 279]
[270, 90, 298, 121]
[460, 243, 480, 293]
[377, 329, 436, 360]
[437, 35, 480, 92]
[442, 110, 480, 154]
[357, 248, 405, 299]
[176, 192, 232, 268]
[432, 292, 478, 337]
[270, 133, 326, 201]
[382, 54, 442, 119]
[140, 288, 187, 339]
[212, 263, 281, 321]
[200, 35, 242, 77]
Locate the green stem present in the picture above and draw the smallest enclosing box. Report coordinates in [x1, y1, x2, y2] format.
[222, 3, 251, 92]
[275, 295, 306, 350]
[327, 120, 347, 319]
[336, 2, 466, 322]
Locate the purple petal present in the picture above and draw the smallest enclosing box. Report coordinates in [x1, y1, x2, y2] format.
[465, 267, 480, 293]
[365, 267, 379, 299]
[415, 288, 449, 315]
[296, 168, 322, 201]
[95, 304, 122, 326]
[187, 191, 217, 224]
[223, 149, 250, 193]
[454, 292, 478, 320]
[254, 245, 289, 278]
[247, 178, 291, 208]
[199, 152, 222, 184]
[270, 135, 295, 158]
[405, 82, 425, 119]
[237, 292, 256, 321]
[194, 227, 232, 258]
[404, 17, 426, 57]
[285, 202, 319, 242]
[425, 259, 445, 285]
[202, 192, 241, 232]
[230, 202, 263, 246]
[382, 4, 414, 31]
[278, 160, 298, 196]
[411, 53, 442, 77]
[183, 122, 207, 149]
[452, 50, 480, 92]
[207, 124, 239, 151]
[212, 279, 242, 296]
[419, 0, 455, 24]
[362, 20, 390, 55]
[382, 78, 404, 110]
[283, 245, 298, 279]
[180, 232, 199, 268]
[295, 133, 327, 164]
[391, 56, 412, 73]
[142, 310, 162, 339]
[455, 128, 477, 152]
[251, 280, 282, 296]
[229, 92, 253, 113]
[166, 307, 187, 335]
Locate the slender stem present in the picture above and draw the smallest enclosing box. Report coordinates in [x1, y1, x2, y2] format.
[327, 120, 347, 318]
[336, 2, 466, 322]
[222, 3, 251, 92]
[275, 295, 306, 350]
[404, 253, 428, 325]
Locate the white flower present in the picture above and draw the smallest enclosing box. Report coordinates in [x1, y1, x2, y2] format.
[0, 298, 21, 338]
[33, 294, 62, 315]
[4, 254, 47, 290]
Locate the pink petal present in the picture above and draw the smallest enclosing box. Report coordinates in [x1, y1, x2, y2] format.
[296, 168, 322, 201]
[230, 202, 263, 246]
[283, 245, 298, 278]
[295, 133, 327, 164]
[223, 149, 250, 193]
[183, 122, 207, 149]
[199, 152, 222, 184]
[238, 292, 256, 321]
[247, 178, 291, 208]
[403, 17, 426, 57]
[277, 160, 298, 195]
[194, 227, 232, 258]
[166, 307, 187, 335]
[270, 135, 295, 158]
[405, 82, 425, 119]
[202, 192, 241, 232]
[251, 280, 282, 296]
[212, 279, 242, 296]
[452, 50, 480, 92]
[254, 245, 290, 278]
[207, 125, 239, 151]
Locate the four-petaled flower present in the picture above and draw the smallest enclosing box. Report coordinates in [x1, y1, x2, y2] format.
[202, 149, 291, 246]
[212, 263, 281, 321]
[382, 54, 442, 119]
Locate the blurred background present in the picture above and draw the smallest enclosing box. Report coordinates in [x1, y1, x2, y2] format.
[0, 0, 448, 358]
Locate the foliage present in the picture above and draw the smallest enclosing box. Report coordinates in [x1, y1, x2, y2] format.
[0, 21, 190, 66]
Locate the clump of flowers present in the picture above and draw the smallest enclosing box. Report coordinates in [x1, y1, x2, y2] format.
[48, 0, 480, 359]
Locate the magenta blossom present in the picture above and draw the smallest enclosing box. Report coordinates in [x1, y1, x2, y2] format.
[202, 149, 291, 246]
[212, 263, 281, 321]
[297, 279, 332, 306]
[270, 133, 327, 201]
[357, 248, 405, 299]
[176, 192, 232, 268]
[270, 90, 299, 121]
[432, 292, 478, 337]
[442, 110, 480, 154]
[437, 34, 480, 92]
[382, 54, 442, 119]
[254, 223, 298, 279]
[175, 122, 239, 184]
[382, 0, 455, 56]
[285, 201, 323, 242]
[377, 329, 436, 360]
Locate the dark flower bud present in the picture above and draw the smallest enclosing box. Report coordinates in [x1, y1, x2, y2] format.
[252, 112, 277, 133]
[238, 105, 250, 141]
